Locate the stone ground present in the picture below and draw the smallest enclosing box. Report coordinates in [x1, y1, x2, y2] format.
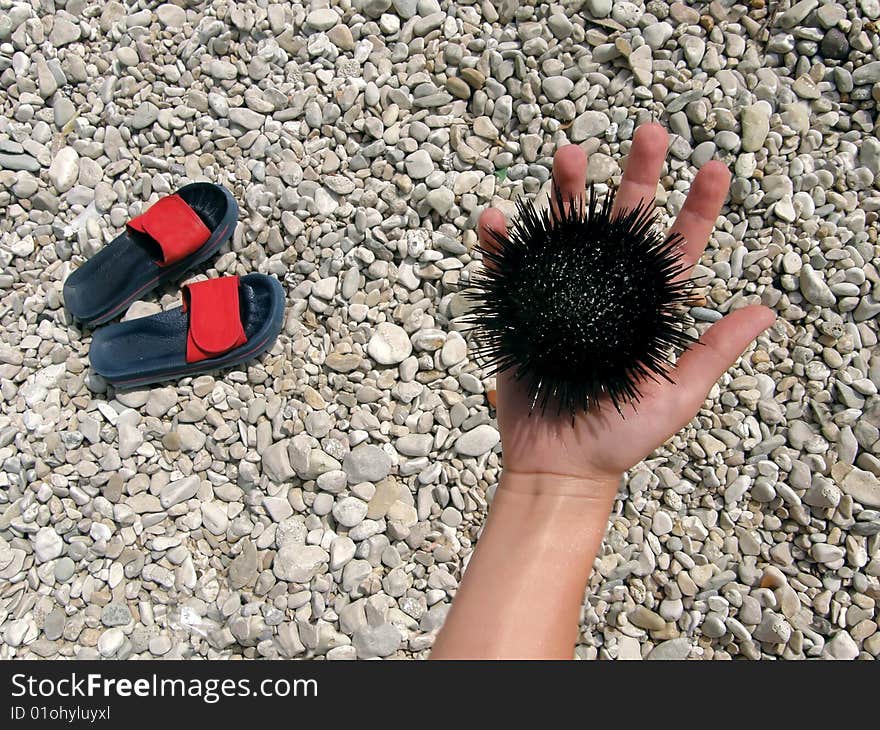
[1, 0, 880, 659]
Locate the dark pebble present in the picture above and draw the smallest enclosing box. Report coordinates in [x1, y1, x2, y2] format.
[820, 28, 849, 61]
[852, 521, 880, 537]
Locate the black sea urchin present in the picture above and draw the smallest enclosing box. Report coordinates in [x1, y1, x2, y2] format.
[463, 185, 699, 416]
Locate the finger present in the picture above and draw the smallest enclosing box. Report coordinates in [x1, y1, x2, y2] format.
[551, 144, 588, 214]
[612, 123, 668, 216]
[478, 207, 507, 249]
[667, 160, 731, 272]
[670, 305, 776, 415]
[477, 207, 508, 270]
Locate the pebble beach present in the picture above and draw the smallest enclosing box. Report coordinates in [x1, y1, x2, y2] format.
[1, 0, 879, 660]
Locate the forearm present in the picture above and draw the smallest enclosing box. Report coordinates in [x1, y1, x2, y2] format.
[430, 472, 619, 659]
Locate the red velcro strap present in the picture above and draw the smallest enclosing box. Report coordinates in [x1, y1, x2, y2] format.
[182, 277, 248, 363]
[128, 194, 211, 266]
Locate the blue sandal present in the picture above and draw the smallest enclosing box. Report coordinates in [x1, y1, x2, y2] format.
[63, 183, 238, 326]
[89, 274, 285, 388]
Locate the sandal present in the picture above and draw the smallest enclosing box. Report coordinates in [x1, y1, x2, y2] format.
[88, 274, 285, 388]
[63, 183, 238, 326]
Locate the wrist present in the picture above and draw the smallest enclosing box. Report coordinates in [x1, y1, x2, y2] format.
[499, 469, 622, 500]
[489, 470, 621, 551]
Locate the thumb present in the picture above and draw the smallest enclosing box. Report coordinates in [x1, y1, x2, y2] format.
[670, 305, 777, 416]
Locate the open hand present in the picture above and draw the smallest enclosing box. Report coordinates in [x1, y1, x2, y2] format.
[477, 124, 776, 490]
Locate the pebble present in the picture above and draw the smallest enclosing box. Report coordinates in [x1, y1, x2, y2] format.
[156, 4, 187, 28]
[691, 141, 716, 168]
[651, 511, 674, 536]
[201, 502, 228, 535]
[131, 102, 159, 129]
[644, 22, 674, 50]
[628, 45, 653, 87]
[48, 147, 79, 193]
[368, 322, 412, 365]
[586, 153, 619, 183]
[821, 29, 850, 61]
[210, 59, 237, 80]
[612, 2, 642, 26]
[2, 0, 875, 665]
[332, 497, 369, 528]
[817, 3, 847, 26]
[440, 332, 467, 367]
[571, 111, 610, 142]
[427, 188, 455, 215]
[741, 102, 770, 153]
[101, 603, 132, 627]
[647, 638, 691, 660]
[405, 150, 433, 179]
[33, 527, 63, 562]
[397, 434, 434, 457]
[116, 47, 139, 68]
[306, 9, 338, 31]
[352, 624, 401, 658]
[853, 61, 880, 85]
[454, 425, 501, 457]
[701, 614, 726, 639]
[585, 0, 613, 18]
[43, 610, 66, 641]
[343, 445, 392, 483]
[262, 441, 294, 482]
[149, 636, 172, 656]
[780, 0, 819, 28]
[97, 628, 124, 657]
[823, 631, 860, 660]
[0, 152, 40, 172]
[863, 0, 880, 19]
[177, 424, 205, 452]
[811, 544, 845, 564]
[160, 475, 200, 509]
[842, 468, 880, 508]
[753, 612, 792, 644]
[229, 107, 265, 131]
[228, 541, 258, 589]
[542, 76, 574, 103]
[53, 557, 75, 582]
[446, 77, 471, 100]
[799, 264, 835, 307]
[629, 606, 665, 631]
[118, 423, 143, 459]
[6, 620, 28, 648]
[328, 24, 354, 50]
[49, 18, 80, 46]
[273, 544, 329, 583]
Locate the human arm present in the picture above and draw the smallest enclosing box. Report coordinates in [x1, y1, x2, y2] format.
[431, 124, 776, 659]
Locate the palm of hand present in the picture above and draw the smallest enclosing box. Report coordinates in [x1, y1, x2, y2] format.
[496, 369, 695, 480]
[479, 125, 775, 484]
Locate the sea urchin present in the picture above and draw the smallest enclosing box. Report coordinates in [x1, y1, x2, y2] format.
[463, 184, 699, 417]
